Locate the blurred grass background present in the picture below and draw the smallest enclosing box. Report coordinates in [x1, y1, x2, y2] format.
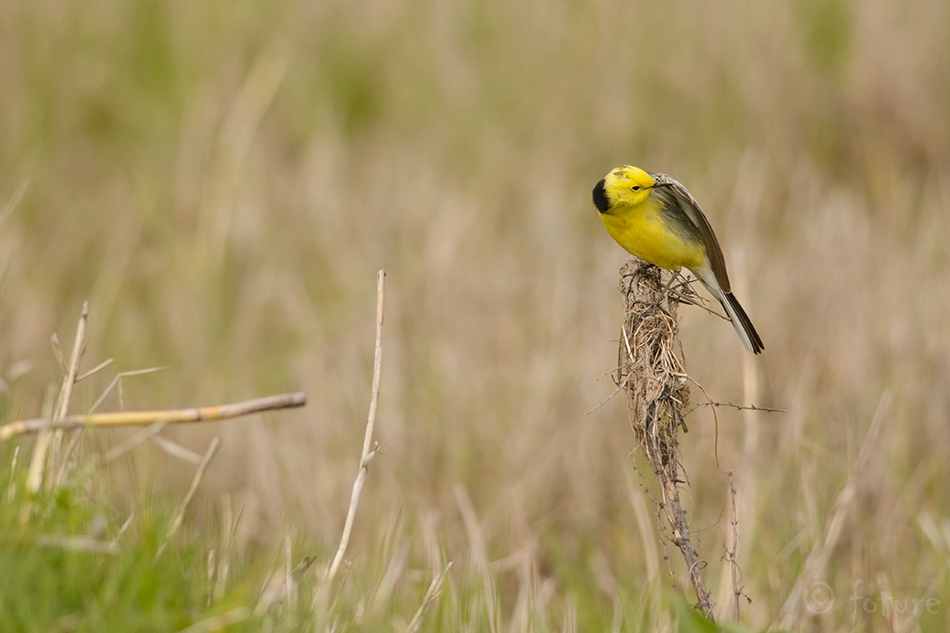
[1, 0, 949, 630]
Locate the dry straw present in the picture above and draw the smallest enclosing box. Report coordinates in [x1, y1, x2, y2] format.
[3, 301, 308, 538]
[0, 394, 308, 441]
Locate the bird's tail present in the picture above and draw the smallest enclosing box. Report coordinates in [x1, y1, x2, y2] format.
[720, 291, 764, 354]
[693, 265, 764, 354]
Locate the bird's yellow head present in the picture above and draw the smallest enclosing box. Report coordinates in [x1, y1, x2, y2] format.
[592, 165, 656, 214]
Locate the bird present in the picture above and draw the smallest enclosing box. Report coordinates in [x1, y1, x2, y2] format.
[592, 165, 763, 354]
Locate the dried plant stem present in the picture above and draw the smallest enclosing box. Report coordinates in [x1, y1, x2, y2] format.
[53, 301, 89, 422]
[325, 270, 386, 583]
[455, 484, 499, 633]
[406, 561, 454, 633]
[168, 437, 222, 539]
[726, 470, 742, 620]
[76, 358, 114, 384]
[0, 392, 307, 441]
[617, 258, 714, 619]
[154, 436, 223, 559]
[91, 366, 167, 413]
[24, 302, 89, 511]
[100, 421, 170, 463]
[652, 448, 713, 618]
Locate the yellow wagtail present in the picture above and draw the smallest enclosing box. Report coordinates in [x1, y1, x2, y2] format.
[592, 165, 763, 354]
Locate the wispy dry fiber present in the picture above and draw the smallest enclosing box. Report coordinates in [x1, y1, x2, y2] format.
[617, 257, 713, 619]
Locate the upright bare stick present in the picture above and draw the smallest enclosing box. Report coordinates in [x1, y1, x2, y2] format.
[325, 270, 386, 583]
[617, 258, 714, 619]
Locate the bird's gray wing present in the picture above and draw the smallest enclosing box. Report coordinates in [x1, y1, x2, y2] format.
[649, 172, 731, 293]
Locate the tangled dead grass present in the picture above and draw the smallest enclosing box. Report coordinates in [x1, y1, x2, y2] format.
[617, 258, 692, 466]
[615, 257, 714, 618]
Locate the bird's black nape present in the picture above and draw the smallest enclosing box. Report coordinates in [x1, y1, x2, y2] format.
[592, 179, 609, 213]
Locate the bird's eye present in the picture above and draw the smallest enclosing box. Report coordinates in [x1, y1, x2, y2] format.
[632, 186, 640, 191]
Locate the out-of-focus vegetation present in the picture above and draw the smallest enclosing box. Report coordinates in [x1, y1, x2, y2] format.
[0, 455, 261, 631]
[1, 0, 949, 630]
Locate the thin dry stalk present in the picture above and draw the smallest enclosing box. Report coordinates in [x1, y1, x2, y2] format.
[405, 561, 454, 633]
[214, 496, 236, 603]
[55, 362, 158, 486]
[76, 358, 114, 384]
[100, 420, 170, 463]
[91, 366, 167, 413]
[53, 302, 88, 421]
[617, 258, 714, 619]
[25, 302, 89, 497]
[167, 436, 222, 540]
[149, 435, 203, 464]
[723, 470, 745, 620]
[324, 270, 386, 583]
[50, 333, 66, 374]
[55, 358, 125, 487]
[256, 547, 317, 615]
[455, 484, 499, 633]
[774, 391, 892, 628]
[0, 392, 307, 440]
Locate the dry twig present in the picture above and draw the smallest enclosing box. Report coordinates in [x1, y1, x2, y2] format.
[696, 401, 785, 414]
[723, 470, 747, 620]
[0, 392, 307, 441]
[324, 270, 386, 583]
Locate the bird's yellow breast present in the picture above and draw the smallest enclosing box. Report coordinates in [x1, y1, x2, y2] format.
[599, 197, 706, 272]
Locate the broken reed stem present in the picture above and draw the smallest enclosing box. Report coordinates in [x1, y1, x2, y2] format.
[325, 270, 386, 583]
[0, 392, 308, 441]
[617, 257, 714, 620]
